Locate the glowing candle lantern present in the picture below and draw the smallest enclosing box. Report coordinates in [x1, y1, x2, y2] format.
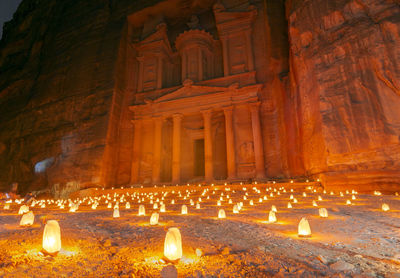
[196, 248, 203, 257]
[243, 196, 247, 200]
[164, 228, 182, 261]
[340, 192, 344, 197]
[249, 200, 254, 206]
[303, 192, 307, 197]
[196, 203, 200, 209]
[107, 203, 112, 208]
[3, 203, 10, 210]
[290, 194, 294, 200]
[268, 211, 277, 223]
[113, 208, 120, 218]
[258, 198, 262, 203]
[382, 203, 390, 211]
[318, 196, 322, 201]
[228, 199, 233, 204]
[138, 205, 145, 216]
[346, 200, 352, 205]
[42, 220, 61, 254]
[298, 217, 311, 237]
[125, 202, 130, 209]
[233, 205, 239, 213]
[218, 209, 226, 219]
[312, 201, 318, 207]
[293, 198, 298, 203]
[171, 199, 175, 204]
[18, 205, 29, 215]
[181, 205, 188, 215]
[271, 205, 277, 212]
[69, 203, 78, 212]
[153, 203, 158, 209]
[160, 204, 166, 212]
[352, 195, 356, 200]
[150, 212, 159, 225]
[20, 211, 34, 226]
[319, 208, 328, 218]
[287, 202, 292, 209]
[217, 201, 221, 206]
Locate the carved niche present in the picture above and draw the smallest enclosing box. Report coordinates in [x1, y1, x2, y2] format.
[213, 3, 257, 76]
[175, 26, 217, 82]
[134, 23, 177, 92]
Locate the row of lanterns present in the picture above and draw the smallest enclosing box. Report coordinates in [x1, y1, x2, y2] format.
[4, 184, 397, 261]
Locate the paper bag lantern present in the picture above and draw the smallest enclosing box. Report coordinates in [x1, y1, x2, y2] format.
[42, 220, 61, 254]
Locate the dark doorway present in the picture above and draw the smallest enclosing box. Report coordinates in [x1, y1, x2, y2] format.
[194, 139, 205, 177]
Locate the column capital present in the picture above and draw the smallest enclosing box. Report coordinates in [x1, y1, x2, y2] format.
[201, 109, 213, 118]
[223, 105, 234, 114]
[131, 118, 143, 125]
[249, 102, 261, 112]
[152, 115, 165, 122]
[172, 113, 183, 121]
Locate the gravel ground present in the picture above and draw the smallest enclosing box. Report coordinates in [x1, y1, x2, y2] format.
[0, 184, 399, 277]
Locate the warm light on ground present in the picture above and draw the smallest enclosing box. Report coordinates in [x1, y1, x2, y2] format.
[0, 182, 399, 276]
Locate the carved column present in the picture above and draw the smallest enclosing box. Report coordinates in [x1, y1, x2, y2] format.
[250, 103, 266, 179]
[223, 106, 236, 180]
[202, 110, 214, 182]
[131, 119, 142, 184]
[181, 53, 187, 81]
[221, 38, 229, 77]
[198, 48, 203, 81]
[137, 57, 144, 92]
[245, 30, 255, 71]
[152, 117, 163, 183]
[157, 56, 163, 89]
[172, 114, 182, 184]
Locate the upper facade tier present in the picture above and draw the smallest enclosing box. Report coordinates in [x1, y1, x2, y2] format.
[132, 3, 258, 98]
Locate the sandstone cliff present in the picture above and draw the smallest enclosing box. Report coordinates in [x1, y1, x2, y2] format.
[0, 0, 158, 192]
[287, 0, 400, 190]
[0, 0, 399, 193]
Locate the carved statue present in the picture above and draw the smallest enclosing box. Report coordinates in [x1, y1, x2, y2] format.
[187, 15, 201, 29]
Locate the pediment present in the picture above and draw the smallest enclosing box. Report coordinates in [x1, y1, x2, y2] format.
[135, 23, 173, 55]
[154, 84, 230, 103]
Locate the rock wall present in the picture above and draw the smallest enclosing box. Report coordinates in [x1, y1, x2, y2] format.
[287, 0, 400, 190]
[0, 0, 398, 193]
[0, 0, 159, 193]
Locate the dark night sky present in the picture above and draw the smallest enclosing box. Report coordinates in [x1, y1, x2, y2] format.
[0, 0, 23, 39]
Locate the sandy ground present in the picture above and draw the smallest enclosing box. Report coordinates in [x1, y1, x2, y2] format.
[0, 183, 400, 277]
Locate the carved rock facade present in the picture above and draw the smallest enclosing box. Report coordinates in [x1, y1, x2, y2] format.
[0, 0, 398, 192]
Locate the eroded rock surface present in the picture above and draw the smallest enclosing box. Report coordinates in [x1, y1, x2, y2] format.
[287, 0, 400, 189]
[0, 0, 398, 193]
